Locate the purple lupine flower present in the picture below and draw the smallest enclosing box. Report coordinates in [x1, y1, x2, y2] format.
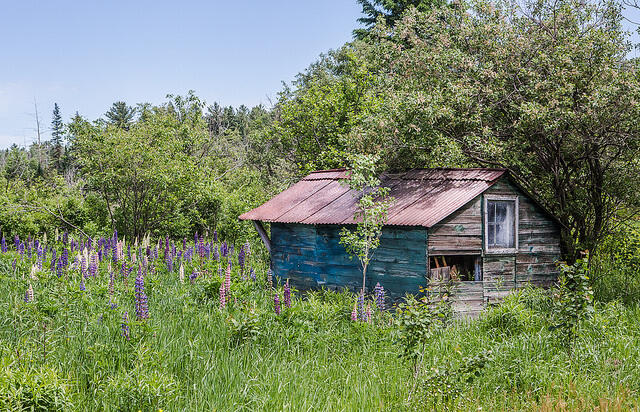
[127, 244, 131, 260]
[14, 235, 20, 250]
[1, 235, 6, 253]
[238, 246, 245, 272]
[50, 249, 57, 272]
[219, 283, 226, 309]
[357, 292, 365, 322]
[12, 258, 16, 271]
[112, 243, 118, 264]
[274, 293, 281, 315]
[182, 237, 187, 250]
[284, 279, 291, 308]
[89, 255, 98, 277]
[134, 268, 149, 320]
[61, 248, 68, 267]
[213, 245, 219, 261]
[250, 268, 256, 281]
[80, 255, 87, 278]
[213, 230, 218, 243]
[190, 270, 198, 284]
[56, 258, 63, 278]
[79, 277, 86, 292]
[121, 311, 130, 340]
[267, 268, 273, 289]
[225, 263, 231, 294]
[374, 283, 385, 311]
[221, 242, 228, 258]
[351, 302, 358, 322]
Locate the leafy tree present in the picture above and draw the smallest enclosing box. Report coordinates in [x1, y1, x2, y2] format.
[105, 101, 136, 130]
[272, 47, 381, 175]
[353, 0, 446, 39]
[339, 154, 393, 294]
[50, 103, 64, 172]
[357, 0, 640, 259]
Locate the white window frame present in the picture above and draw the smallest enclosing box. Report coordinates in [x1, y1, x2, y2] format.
[484, 195, 519, 255]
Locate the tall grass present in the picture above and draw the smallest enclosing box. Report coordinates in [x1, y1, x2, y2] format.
[0, 234, 639, 411]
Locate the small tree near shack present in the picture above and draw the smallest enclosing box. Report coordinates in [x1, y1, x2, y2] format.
[339, 154, 393, 296]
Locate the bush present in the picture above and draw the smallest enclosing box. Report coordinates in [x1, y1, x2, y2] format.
[0, 365, 73, 412]
[96, 369, 180, 412]
[480, 289, 549, 336]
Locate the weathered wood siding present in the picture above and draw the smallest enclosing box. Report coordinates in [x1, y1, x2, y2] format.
[483, 180, 562, 290]
[428, 197, 483, 255]
[271, 223, 428, 298]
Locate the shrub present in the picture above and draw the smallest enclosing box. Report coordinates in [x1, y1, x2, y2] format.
[0, 365, 73, 412]
[96, 369, 180, 412]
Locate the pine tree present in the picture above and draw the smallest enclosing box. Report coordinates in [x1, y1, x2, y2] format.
[105, 101, 136, 130]
[50, 103, 64, 172]
[353, 0, 445, 39]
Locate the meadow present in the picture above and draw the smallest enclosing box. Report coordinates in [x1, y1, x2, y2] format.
[0, 231, 639, 411]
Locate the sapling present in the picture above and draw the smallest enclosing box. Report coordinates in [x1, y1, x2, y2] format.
[339, 154, 393, 295]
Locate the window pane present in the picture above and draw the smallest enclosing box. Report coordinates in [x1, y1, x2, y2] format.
[487, 201, 495, 224]
[487, 200, 515, 248]
[488, 222, 495, 245]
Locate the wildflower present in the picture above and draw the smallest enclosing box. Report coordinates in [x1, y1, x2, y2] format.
[225, 263, 231, 294]
[79, 278, 86, 292]
[365, 303, 372, 323]
[267, 268, 273, 290]
[12, 258, 16, 271]
[284, 279, 291, 308]
[351, 301, 358, 322]
[1, 235, 6, 253]
[274, 293, 281, 315]
[213, 230, 218, 243]
[250, 267, 256, 281]
[219, 283, 226, 309]
[134, 268, 149, 320]
[374, 282, 385, 311]
[80, 255, 87, 278]
[30, 265, 39, 281]
[61, 248, 68, 267]
[221, 241, 228, 258]
[213, 245, 219, 261]
[121, 311, 130, 340]
[49, 249, 57, 272]
[357, 292, 365, 322]
[179, 262, 185, 284]
[238, 245, 245, 272]
[190, 270, 198, 284]
[56, 258, 63, 278]
[24, 284, 34, 303]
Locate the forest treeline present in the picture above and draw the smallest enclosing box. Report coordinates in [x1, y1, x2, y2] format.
[1, 0, 639, 262]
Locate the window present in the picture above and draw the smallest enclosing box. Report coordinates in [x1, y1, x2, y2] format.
[485, 197, 518, 252]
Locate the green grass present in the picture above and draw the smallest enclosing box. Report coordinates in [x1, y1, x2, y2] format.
[0, 242, 639, 411]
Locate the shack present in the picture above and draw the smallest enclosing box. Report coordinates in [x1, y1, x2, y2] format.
[239, 168, 562, 314]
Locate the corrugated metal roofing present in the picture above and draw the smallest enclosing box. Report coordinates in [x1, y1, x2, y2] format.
[239, 168, 507, 228]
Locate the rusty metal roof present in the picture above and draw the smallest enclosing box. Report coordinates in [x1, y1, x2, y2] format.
[239, 168, 507, 228]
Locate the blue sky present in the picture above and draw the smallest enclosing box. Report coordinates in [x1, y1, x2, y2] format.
[1, 1, 639, 149]
[0, 1, 362, 148]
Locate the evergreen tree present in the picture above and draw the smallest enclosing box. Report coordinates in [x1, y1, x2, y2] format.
[50, 103, 64, 171]
[353, 0, 445, 39]
[105, 101, 136, 130]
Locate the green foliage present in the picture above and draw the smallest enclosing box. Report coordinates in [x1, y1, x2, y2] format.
[552, 256, 594, 347]
[394, 295, 452, 366]
[339, 154, 392, 293]
[0, 365, 72, 412]
[591, 224, 640, 304]
[96, 369, 180, 411]
[354, 0, 446, 39]
[104, 101, 136, 130]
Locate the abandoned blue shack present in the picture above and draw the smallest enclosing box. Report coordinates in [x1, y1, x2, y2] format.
[240, 168, 562, 314]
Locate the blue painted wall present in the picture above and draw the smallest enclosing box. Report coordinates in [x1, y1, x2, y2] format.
[270, 223, 428, 298]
